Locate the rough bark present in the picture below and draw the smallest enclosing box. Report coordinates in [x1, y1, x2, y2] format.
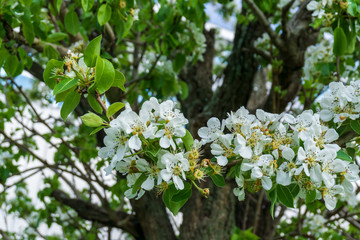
[264, 0, 318, 113]
[205, 22, 263, 119]
[179, 21, 264, 239]
[131, 192, 176, 240]
[179, 29, 215, 137]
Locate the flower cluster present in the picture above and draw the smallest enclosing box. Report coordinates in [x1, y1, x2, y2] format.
[303, 33, 334, 81]
[199, 80, 360, 209]
[99, 81, 360, 211]
[319, 81, 360, 124]
[99, 98, 210, 199]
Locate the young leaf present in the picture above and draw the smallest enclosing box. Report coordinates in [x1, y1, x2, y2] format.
[95, 57, 115, 94]
[47, 32, 69, 42]
[268, 188, 277, 219]
[112, 70, 126, 91]
[4, 55, 23, 77]
[288, 183, 300, 198]
[97, 4, 111, 26]
[53, 78, 78, 95]
[182, 129, 193, 151]
[81, 112, 106, 127]
[333, 26, 347, 56]
[81, 0, 94, 12]
[107, 102, 125, 119]
[65, 11, 80, 36]
[87, 94, 103, 114]
[90, 125, 105, 135]
[60, 91, 81, 120]
[336, 150, 353, 162]
[84, 35, 102, 67]
[22, 21, 34, 45]
[172, 53, 186, 73]
[179, 81, 189, 100]
[172, 183, 192, 202]
[210, 174, 226, 187]
[44, 60, 64, 89]
[350, 120, 360, 135]
[276, 185, 294, 208]
[305, 190, 316, 203]
[132, 173, 147, 194]
[163, 183, 191, 215]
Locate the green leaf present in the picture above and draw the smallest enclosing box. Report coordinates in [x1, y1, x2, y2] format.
[132, 173, 147, 194]
[87, 94, 103, 114]
[54, 0, 63, 13]
[179, 81, 189, 100]
[350, 120, 360, 135]
[276, 185, 294, 208]
[97, 4, 112, 26]
[336, 150, 353, 162]
[95, 57, 115, 94]
[163, 182, 191, 215]
[53, 78, 78, 95]
[60, 91, 81, 120]
[306, 190, 316, 203]
[47, 32, 69, 42]
[112, 70, 126, 91]
[346, 147, 356, 161]
[90, 125, 106, 135]
[81, 0, 94, 12]
[107, 102, 125, 119]
[288, 183, 300, 198]
[123, 15, 133, 38]
[65, 11, 80, 36]
[43, 60, 64, 89]
[333, 26, 347, 56]
[210, 174, 226, 187]
[84, 35, 102, 67]
[55, 87, 75, 102]
[172, 53, 186, 73]
[172, 183, 192, 202]
[81, 112, 106, 127]
[43, 45, 60, 60]
[181, 129, 193, 151]
[4, 55, 23, 77]
[268, 188, 277, 219]
[22, 21, 34, 45]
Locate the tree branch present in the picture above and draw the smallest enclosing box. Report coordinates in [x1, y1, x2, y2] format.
[51, 189, 144, 239]
[243, 0, 284, 51]
[2, 18, 68, 57]
[281, 0, 296, 37]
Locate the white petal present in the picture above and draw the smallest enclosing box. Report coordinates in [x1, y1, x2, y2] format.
[251, 167, 263, 178]
[241, 162, 253, 171]
[233, 188, 245, 201]
[129, 135, 142, 150]
[324, 196, 336, 210]
[141, 176, 154, 190]
[276, 170, 291, 186]
[159, 136, 171, 149]
[240, 146, 253, 159]
[310, 165, 322, 184]
[207, 117, 221, 129]
[173, 175, 184, 190]
[216, 156, 228, 166]
[322, 172, 335, 188]
[324, 129, 339, 143]
[160, 169, 172, 182]
[320, 109, 333, 122]
[261, 176, 272, 190]
[282, 147, 295, 161]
